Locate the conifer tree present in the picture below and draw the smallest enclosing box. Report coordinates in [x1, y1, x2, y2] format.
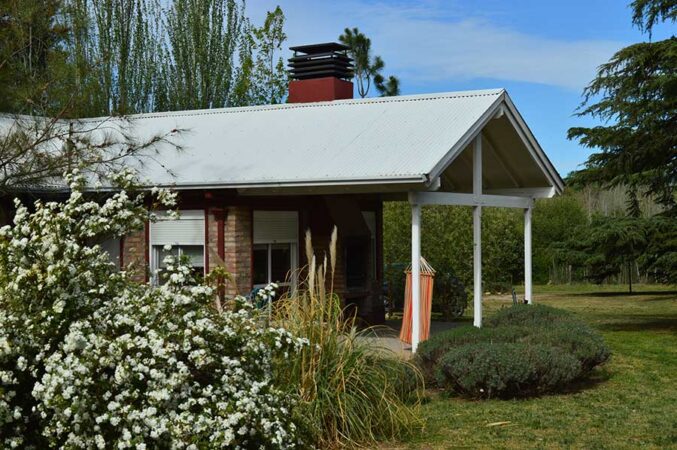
[568, 0, 676, 215]
[339, 27, 400, 97]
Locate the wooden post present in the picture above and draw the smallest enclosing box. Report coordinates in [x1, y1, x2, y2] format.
[410, 193, 421, 352]
[524, 206, 533, 304]
[473, 134, 483, 327]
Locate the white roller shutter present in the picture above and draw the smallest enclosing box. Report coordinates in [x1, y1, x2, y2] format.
[253, 211, 298, 244]
[150, 210, 205, 246]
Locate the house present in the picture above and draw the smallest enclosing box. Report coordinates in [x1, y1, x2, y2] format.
[10, 43, 564, 340]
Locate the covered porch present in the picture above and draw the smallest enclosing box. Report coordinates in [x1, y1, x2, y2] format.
[387, 97, 563, 352]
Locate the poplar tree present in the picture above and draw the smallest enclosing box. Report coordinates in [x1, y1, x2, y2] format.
[161, 0, 246, 111]
[249, 6, 287, 105]
[62, 0, 163, 116]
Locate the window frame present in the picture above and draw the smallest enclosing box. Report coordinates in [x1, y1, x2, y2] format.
[148, 210, 206, 284]
[252, 210, 299, 290]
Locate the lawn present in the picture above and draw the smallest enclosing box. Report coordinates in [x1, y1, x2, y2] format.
[399, 284, 677, 450]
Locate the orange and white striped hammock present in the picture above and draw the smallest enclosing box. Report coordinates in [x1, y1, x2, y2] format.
[399, 257, 435, 345]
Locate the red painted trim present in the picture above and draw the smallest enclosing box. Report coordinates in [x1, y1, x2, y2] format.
[215, 209, 226, 262]
[248, 208, 254, 291]
[119, 236, 125, 270]
[297, 207, 304, 266]
[144, 220, 150, 283]
[204, 208, 209, 273]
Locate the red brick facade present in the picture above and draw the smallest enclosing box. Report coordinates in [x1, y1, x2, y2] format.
[118, 194, 384, 323]
[122, 226, 148, 283]
[223, 206, 252, 296]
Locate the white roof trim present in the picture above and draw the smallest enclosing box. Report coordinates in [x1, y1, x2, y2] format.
[427, 92, 564, 194]
[428, 91, 506, 182]
[502, 95, 565, 193]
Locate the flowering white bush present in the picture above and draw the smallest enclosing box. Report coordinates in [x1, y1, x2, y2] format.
[34, 261, 308, 448]
[0, 172, 307, 448]
[0, 170, 159, 448]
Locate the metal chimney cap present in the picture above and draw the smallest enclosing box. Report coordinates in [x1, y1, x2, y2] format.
[289, 42, 350, 54]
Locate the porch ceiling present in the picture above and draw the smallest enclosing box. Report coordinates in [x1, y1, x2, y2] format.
[438, 115, 553, 194]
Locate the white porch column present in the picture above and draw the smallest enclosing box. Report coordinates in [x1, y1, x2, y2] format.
[524, 205, 533, 304]
[473, 134, 483, 328]
[410, 195, 422, 352]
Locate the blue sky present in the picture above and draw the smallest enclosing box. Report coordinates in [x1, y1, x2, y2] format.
[248, 1, 673, 177]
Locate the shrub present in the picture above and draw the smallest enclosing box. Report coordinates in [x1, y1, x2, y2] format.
[488, 303, 576, 327]
[436, 342, 581, 398]
[416, 325, 529, 382]
[34, 269, 307, 449]
[273, 230, 424, 448]
[0, 171, 159, 448]
[417, 304, 610, 397]
[0, 173, 308, 448]
[527, 323, 610, 371]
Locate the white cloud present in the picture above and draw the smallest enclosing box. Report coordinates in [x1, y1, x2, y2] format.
[248, 0, 624, 91]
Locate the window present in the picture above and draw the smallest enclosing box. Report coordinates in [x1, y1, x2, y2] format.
[99, 237, 121, 270]
[344, 211, 377, 291]
[252, 211, 298, 289]
[149, 210, 205, 284]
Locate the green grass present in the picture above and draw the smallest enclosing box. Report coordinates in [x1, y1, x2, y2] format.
[399, 284, 677, 450]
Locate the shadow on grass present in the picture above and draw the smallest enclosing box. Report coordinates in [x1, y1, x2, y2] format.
[434, 366, 613, 402]
[557, 366, 613, 396]
[572, 290, 677, 298]
[596, 317, 677, 332]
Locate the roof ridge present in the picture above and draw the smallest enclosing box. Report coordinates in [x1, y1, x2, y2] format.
[78, 89, 506, 123]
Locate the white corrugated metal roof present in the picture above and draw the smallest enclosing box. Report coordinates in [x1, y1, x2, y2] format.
[92, 89, 516, 188]
[2, 89, 563, 193]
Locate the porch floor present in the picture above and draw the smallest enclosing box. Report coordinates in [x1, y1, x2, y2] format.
[363, 319, 462, 359]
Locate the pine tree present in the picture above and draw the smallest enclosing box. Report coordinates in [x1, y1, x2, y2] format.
[0, 0, 70, 114]
[338, 27, 400, 98]
[567, 0, 676, 215]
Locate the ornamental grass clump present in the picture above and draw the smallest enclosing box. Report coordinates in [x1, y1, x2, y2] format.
[272, 229, 424, 448]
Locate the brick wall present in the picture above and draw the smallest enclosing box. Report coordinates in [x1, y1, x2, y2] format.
[116, 196, 382, 324]
[122, 225, 147, 282]
[224, 206, 252, 295]
[206, 208, 222, 272]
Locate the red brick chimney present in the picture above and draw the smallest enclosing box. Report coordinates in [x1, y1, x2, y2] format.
[288, 43, 354, 103]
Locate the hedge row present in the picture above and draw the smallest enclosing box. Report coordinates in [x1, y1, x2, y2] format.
[416, 304, 610, 398]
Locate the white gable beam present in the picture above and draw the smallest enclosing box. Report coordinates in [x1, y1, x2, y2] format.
[484, 187, 556, 198]
[414, 192, 534, 209]
[428, 92, 506, 181]
[484, 132, 522, 188]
